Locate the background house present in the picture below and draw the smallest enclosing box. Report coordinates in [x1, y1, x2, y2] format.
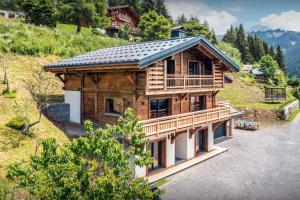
[106, 5, 140, 38]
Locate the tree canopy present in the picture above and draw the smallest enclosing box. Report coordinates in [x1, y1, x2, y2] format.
[138, 11, 171, 41]
[7, 108, 161, 199]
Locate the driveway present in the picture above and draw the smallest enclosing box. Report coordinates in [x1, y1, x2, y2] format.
[162, 115, 300, 200]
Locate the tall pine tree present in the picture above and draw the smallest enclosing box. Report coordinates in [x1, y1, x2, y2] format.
[276, 45, 285, 73]
[222, 25, 236, 45]
[235, 24, 252, 63]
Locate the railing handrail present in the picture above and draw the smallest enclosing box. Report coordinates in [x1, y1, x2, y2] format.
[142, 106, 229, 125]
[166, 74, 213, 78]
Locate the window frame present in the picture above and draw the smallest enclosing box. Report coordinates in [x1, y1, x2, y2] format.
[149, 98, 172, 119]
[105, 97, 123, 116]
[188, 60, 200, 75]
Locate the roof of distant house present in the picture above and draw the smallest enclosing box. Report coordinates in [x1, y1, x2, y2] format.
[44, 36, 240, 72]
[251, 68, 263, 75]
[108, 5, 139, 20]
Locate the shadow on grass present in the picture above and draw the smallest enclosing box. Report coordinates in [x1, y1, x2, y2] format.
[0, 127, 30, 152]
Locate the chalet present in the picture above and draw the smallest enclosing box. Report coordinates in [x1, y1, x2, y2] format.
[106, 5, 140, 38]
[44, 35, 240, 178]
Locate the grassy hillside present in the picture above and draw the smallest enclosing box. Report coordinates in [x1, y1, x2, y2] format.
[218, 72, 295, 123]
[0, 54, 67, 187]
[0, 17, 129, 58]
[0, 18, 130, 188]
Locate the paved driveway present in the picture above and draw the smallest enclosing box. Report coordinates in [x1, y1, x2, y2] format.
[162, 115, 300, 200]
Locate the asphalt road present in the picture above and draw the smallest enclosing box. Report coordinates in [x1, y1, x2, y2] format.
[162, 115, 300, 200]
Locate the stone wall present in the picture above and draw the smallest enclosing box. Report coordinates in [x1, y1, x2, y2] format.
[282, 100, 300, 120]
[44, 103, 70, 122]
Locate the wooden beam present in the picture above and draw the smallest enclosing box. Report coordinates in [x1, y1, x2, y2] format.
[189, 126, 203, 138]
[55, 74, 66, 84]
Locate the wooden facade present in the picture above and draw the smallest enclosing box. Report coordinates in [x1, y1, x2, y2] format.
[54, 44, 232, 138]
[107, 6, 139, 37]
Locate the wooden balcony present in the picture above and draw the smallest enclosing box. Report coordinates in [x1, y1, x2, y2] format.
[142, 106, 230, 137]
[146, 72, 222, 95]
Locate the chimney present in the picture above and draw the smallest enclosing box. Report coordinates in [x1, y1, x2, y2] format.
[171, 26, 187, 38]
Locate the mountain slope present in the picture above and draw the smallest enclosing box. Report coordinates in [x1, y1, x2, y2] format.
[249, 29, 300, 77]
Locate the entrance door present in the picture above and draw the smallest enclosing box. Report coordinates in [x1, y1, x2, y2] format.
[195, 130, 206, 152]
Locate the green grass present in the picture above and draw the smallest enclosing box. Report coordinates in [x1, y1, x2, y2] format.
[0, 54, 69, 188]
[287, 108, 300, 122]
[0, 17, 129, 58]
[218, 72, 295, 110]
[154, 178, 168, 187]
[56, 23, 92, 34]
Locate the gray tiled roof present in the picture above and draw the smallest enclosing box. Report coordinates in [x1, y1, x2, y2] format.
[45, 36, 239, 71]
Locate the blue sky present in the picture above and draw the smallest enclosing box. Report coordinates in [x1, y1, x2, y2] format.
[166, 0, 300, 34]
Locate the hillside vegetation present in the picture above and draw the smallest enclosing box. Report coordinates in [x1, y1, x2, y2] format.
[0, 17, 129, 57]
[0, 17, 130, 188]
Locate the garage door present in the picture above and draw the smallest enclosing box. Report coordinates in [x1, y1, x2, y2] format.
[214, 122, 226, 139]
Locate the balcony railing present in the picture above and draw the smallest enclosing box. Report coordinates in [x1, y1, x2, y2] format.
[166, 74, 214, 89]
[142, 106, 230, 136]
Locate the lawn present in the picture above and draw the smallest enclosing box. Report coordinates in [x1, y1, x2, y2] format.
[218, 73, 295, 110]
[56, 23, 92, 34]
[0, 54, 69, 186]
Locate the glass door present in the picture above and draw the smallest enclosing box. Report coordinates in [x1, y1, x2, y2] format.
[150, 99, 170, 118]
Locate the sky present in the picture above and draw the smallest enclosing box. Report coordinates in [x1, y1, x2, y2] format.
[165, 0, 300, 34]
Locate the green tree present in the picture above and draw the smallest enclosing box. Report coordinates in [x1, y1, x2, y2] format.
[155, 0, 170, 19]
[235, 24, 252, 63]
[119, 23, 131, 40]
[7, 108, 161, 199]
[57, 0, 110, 33]
[22, 0, 57, 27]
[140, 0, 155, 14]
[217, 42, 242, 67]
[276, 45, 285, 73]
[222, 25, 236, 45]
[259, 55, 279, 79]
[176, 14, 187, 25]
[138, 11, 171, 41]
[269, 46, 276, 59]
[182, 18, 217, 44]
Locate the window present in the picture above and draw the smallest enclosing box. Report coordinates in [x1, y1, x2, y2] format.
[167, 60, 175, 74]
[150, 99, 170, 118]
[106, 98, 123, 115]
[190, 96, 206, 111]
[203, 61, 213, 75]
[189, 61, 200, 75]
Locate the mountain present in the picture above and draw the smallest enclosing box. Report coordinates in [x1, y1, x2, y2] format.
[249, 29, 300, 77]
[248, 24, 272, 32]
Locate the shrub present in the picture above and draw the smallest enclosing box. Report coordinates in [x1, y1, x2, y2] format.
[6, 115, 29, 131]
[2, 88, 17, 98]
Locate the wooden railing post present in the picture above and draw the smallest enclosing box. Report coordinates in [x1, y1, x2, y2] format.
[163, 60, 167, 90]
[183, 75, 186, 89]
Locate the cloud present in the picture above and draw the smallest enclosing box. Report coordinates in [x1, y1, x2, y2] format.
[166, 0, 237, 35]
[260, 10, 300, 32]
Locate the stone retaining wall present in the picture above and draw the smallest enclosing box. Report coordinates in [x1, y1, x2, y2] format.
[44, 103, 70, 122]
[282, 100, 299, 120]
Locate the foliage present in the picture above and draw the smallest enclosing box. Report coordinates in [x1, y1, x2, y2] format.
[181, 18, 217, 44]
[222, 24, 280, 65]
[287, 76, 300, 87]
[2, 88, 17, 98]
[276, 45, 285, 73]
[0, 183, 14, 200]
[259, 55, 279, 79]
[138, 11, 171, 41]
[57, 0, 110, 33]
[6, 115, 29, 131]
[22, 0, 57, 27]
[217, 42, 242, 67]
[7, 108, 162, 199]
[118, 23, 131, 40]
[287, 108, 300, 122]
[0, 19, 129, 57]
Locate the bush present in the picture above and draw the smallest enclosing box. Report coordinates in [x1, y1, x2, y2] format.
[6, 115, 29, 131]
[287, 76, 300, 87]
[2, 88, 17, 98]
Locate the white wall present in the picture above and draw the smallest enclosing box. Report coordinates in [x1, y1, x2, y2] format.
[207, 123, 214, 151]
[166, 136, 175, 167]
[187, 133, 195, 159]
[64, 90, 81, 123]
[175, 131, 195, 160]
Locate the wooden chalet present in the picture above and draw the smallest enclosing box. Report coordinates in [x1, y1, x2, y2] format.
[44, 36, 240, 178]
[106, 5, 139, 38]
